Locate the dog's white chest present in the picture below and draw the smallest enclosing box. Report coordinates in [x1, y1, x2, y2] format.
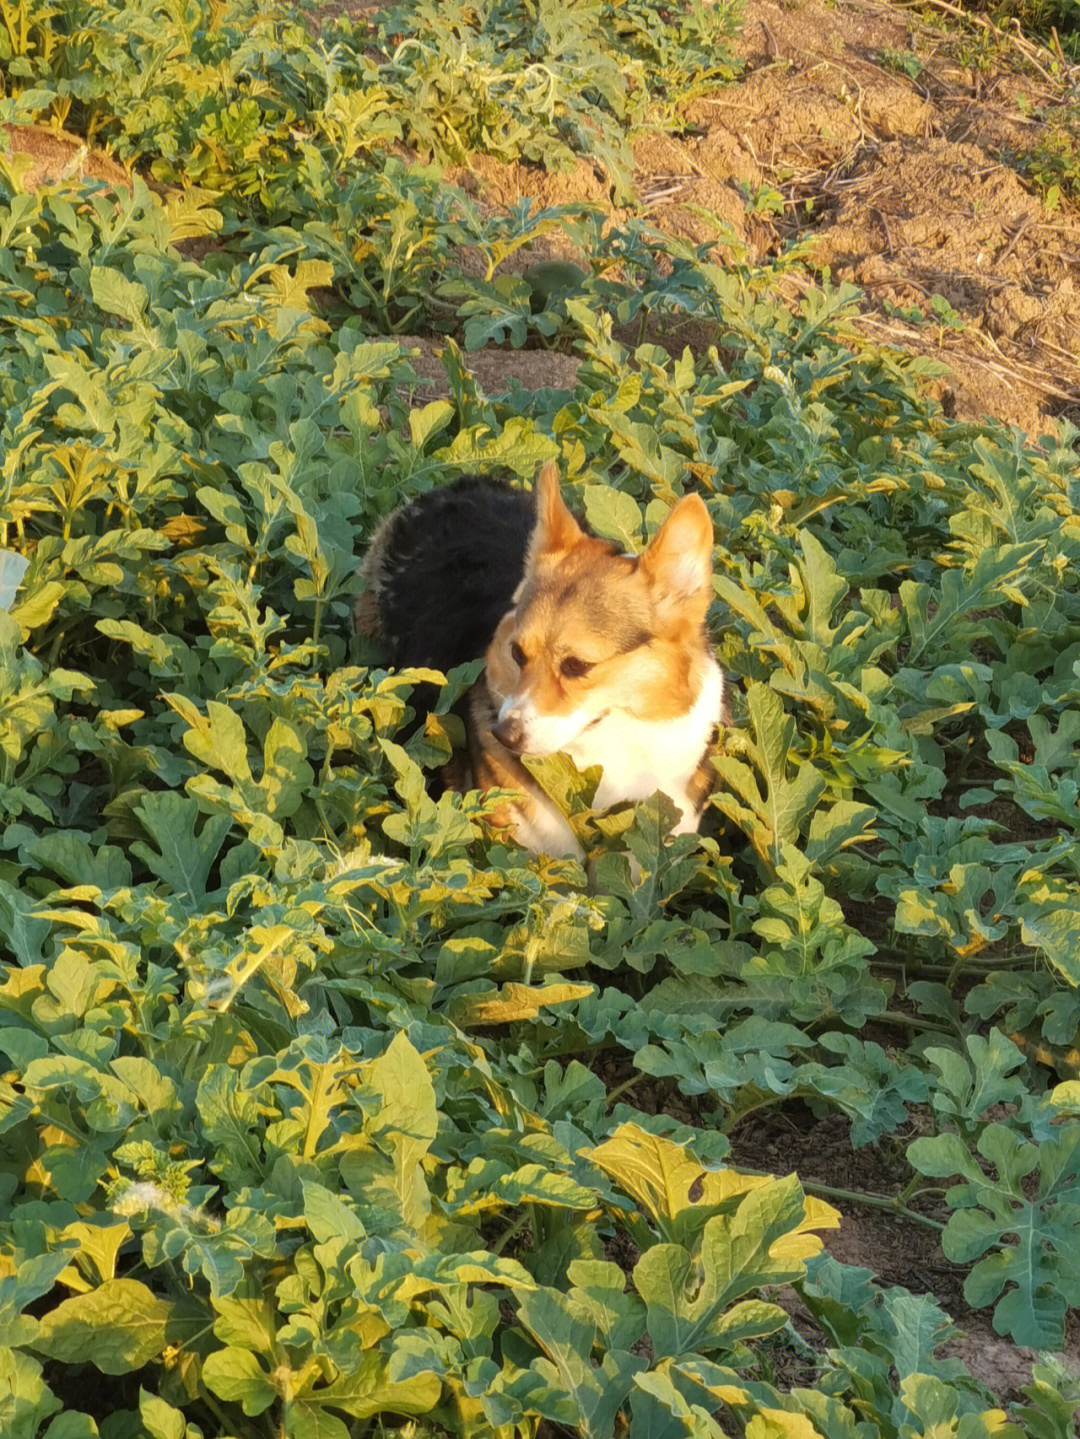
[566, 660, 724, 829]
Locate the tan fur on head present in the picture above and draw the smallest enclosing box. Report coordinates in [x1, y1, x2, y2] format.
[359, 463, 726, 855]
[639, 494, 714, 627]
[528, 461, 584, 564]
[487, 481, 717, 732]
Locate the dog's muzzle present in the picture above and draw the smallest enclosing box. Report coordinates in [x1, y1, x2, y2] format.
[493, 714, 526, 753]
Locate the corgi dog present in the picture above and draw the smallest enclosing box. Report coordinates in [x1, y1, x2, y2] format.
[357, 463, 729, 859]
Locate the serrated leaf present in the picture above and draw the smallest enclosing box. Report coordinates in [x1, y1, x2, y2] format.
[448, 980, 594, 1027]
[711, 685, 825, 866]
[131, 793, 232, 906]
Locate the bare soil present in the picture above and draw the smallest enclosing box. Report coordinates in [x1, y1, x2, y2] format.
[726, 1103, 1080, 1401]
[1, 122, 131, 191]
[447, 0, 1080, 435]
[12, 0, 1079, 431]
[715, 0, 1080, 435]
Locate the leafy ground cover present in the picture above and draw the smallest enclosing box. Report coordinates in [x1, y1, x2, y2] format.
[2, 1, 1080, 1436]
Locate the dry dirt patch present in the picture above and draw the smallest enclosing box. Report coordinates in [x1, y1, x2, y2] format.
[727, 1105, 1080, 1403]
[673, 0, 1080, 433]
[1, 122, 131, 191]
[417, 0, 1080, 433]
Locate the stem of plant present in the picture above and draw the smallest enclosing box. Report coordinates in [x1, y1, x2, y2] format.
[736, 1165, 943, 1231]
[604, 1073, 644, 1108]
[867, 1010, 953, 1035]
[200, 1388, 243, 1437]
[491, 1207, 532, 1257]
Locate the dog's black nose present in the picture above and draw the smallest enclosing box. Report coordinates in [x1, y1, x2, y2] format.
[493, 715, 525, 753]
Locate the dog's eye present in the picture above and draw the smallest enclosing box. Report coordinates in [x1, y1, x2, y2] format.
[560, 655, 592, 679]
[510, 641, 527, 668]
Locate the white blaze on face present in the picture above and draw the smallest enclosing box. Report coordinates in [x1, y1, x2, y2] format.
[496, 695, 591, 755]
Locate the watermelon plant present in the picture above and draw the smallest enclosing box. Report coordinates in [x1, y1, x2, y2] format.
[2, 1, 1080, 1436]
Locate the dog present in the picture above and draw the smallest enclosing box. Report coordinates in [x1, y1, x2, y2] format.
[357, 462, 729, 858]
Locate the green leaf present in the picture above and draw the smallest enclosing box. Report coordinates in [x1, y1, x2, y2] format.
[302, 1180, 366, 1244]
[711, 685, 825, 866]
[0, 1252, 72, 1348]
[747, 847, 880, 1028]
[897, 1374, 1017, 1439]
[567, 1260, 646, 1353]
[33, 1280, 173, 1374]
[877, 1288, 967, 1385]
[166, 696, 252, 782]
[305, 1352, 440, 1420]
[17, 832, 131, 891]
[809, 1034, 929, 1145]
[138, 1391, 186, 1439]
[131, 793, 232, 905]
[804, 799, 876, 868]
[435, 415, 557, 477]
[901, 542, 1042, 665]
[582, 484, 643, 551]
[588, 1122, 839, 1251]
[366, 1032, 438, 1234]
[202, 1347, 276, 1416]
[89, 267, 149, 324]
[515, 1285, 644, 1439]
[0, 1347, 61, 1439]
[0, 550, 29, 611]
[0, 878, 50, 967]
[283, 1402, 349, 1439]
[1020, 904, 1080, 987]
[633, 1177, 812, 1358]
[195, 1065, 264, 1188]
[922, 1031, 1027, 1130]
[456, 275, 533, 350]
[907, 1124, 1080, 1349]
[1013, 1356, 1080, 1439]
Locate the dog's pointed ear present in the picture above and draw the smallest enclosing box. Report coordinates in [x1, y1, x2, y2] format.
[528, 462, 582, 566]
[640, 494, 714, 621]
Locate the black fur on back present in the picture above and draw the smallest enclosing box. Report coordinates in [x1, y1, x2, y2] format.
[366, 476, 536, 670]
